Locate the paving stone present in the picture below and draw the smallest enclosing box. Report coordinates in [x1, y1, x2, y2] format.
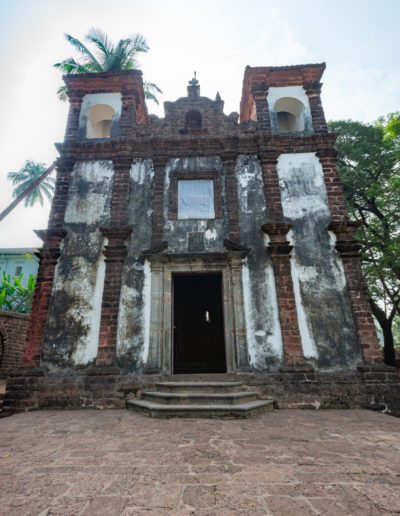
[265, 496, 316, 515]
[0, 409, 399, 514]
[82, 495, 129, 515]
[182, 485, 216, 507]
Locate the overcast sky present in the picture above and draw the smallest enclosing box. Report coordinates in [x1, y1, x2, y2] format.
[0, 0, 399, 248]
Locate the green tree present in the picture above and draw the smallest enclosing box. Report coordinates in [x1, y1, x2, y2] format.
[381, 111, 400, 138]
[7, 160, 55, 207]
[54, 28, 162, 104]
[328, 118, 400, 366]
[0, 272, 36, 314]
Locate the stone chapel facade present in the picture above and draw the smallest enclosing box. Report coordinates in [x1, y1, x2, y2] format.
[4, 63, 399, 415]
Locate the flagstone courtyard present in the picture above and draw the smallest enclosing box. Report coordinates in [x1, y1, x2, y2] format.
[1, 409, 400, 515]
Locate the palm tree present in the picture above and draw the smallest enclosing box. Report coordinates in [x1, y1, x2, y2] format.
[7, 161, 55, 207]
[54, 28, 162, 104]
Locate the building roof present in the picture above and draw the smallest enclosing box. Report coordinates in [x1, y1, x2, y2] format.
[0, 248, 39, 255]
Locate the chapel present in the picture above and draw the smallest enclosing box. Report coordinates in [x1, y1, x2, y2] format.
[4, 63, 399, 417]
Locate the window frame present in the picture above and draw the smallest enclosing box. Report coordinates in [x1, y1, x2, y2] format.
[169, 171, 223, 220]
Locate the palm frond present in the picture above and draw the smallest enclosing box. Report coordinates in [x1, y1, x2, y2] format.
[64, 33, 102, 70]
[43, 176, 56, 186]
[144, 82, 163, 94]
[126, 33, 149, 54]
[54, 57, 92, 74]
[144, 91, 159, 105]
[86, 28, 113, 61]
[13, 183, 30, 198]
[41, 185, 54, 203]
[54, 29, 159, 103]
[7, 171, 28, 184]
[144, 81, 163, 104]
[56, 85, 69, 102]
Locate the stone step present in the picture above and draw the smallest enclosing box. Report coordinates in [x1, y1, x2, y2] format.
[166, 373, 237, 382]
[156, 381, 244, 393]
[142, 391, 258, 405]
[127, 398, 274, 419]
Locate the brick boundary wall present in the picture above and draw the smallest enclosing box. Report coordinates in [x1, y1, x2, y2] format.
[0, 311, 29, 378]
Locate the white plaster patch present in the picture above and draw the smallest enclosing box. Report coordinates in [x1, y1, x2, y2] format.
[64, 161, 114, 225]
[255, 330, 266, 337]
[238, 169, 254, 189]
[290, 257, 318, 359]
[265, 263, 284, 358]
[277, 153, 329, 220]
[236, 157, 266, 216]
[204, 229, 217, 241]
[141, 260, 152, 364]
[242, 264, 257, 361]
[130, 159, 154, 185]
[242, 261, 283, 366]
[116, 284, 137, 356]
[329, 231, 348, 291]
[47, 234, 106, 366]
[59, 246, 106, 364]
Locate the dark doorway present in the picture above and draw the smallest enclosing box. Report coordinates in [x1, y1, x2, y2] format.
[173, 273, 226, 373]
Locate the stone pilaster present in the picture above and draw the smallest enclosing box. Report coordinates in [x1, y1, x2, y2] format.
[262, 223, 304, 366]
[304, 81, 327, 133]
[221, 153, 240, 243]
[251, 81, 271, 133]
[151, 156, 168, 246]
[329, 221, 383, 363]
[317, 149, 348, 221]
[146, 263, 165, 373]
[96, 227, 132, 366]
[20, 229, 66, 368]
[229, 258, 250, 371]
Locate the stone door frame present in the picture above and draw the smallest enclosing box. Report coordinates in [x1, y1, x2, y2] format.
[145, 255, 250, 374]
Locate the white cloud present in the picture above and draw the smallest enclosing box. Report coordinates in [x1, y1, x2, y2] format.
[323, 63, 400, 123]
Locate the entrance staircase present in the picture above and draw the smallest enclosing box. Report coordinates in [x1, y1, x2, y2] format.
[127, 376, 274, 418]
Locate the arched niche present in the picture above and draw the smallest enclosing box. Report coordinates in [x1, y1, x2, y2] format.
[185, 110, 202, 129]
[274, 97, 305, 132]
[86, 104, 116, 139]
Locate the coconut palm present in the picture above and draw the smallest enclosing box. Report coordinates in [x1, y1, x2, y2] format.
[54, 28, 162, 104]
[7, 161, 55, 207]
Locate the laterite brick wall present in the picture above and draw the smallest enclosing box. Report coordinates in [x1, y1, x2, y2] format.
[0, 311, 29, 377]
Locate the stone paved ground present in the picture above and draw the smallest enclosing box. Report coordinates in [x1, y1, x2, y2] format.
[1, 409, 400, 515]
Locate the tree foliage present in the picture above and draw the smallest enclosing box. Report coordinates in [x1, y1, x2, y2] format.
[328, 117, 400, 365]
[7, 160, 55, 207]
[54, 28, 162, 104]
[0, 272, 36, 314]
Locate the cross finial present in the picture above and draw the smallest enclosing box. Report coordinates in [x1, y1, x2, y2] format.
[189, 71, 199, 86]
